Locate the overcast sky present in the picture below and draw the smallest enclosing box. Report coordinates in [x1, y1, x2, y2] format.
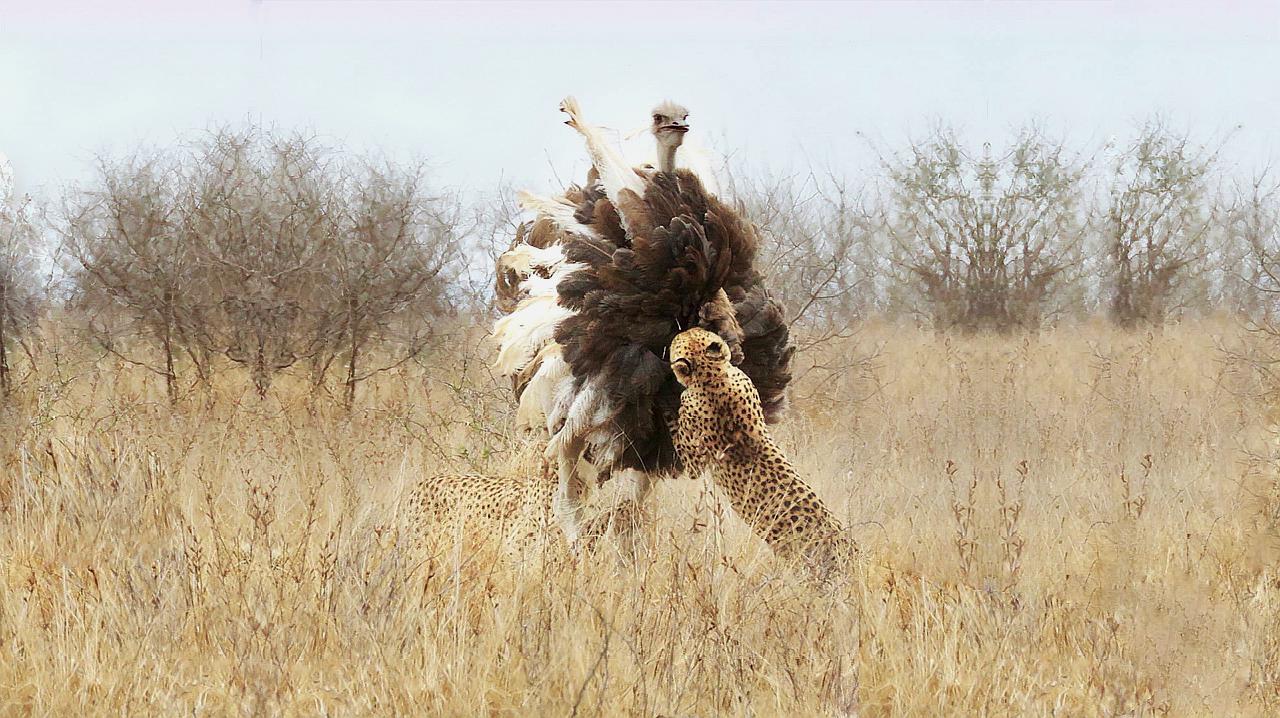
[3, 1, 1279, 200]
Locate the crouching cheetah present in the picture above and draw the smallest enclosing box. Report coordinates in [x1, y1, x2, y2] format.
[669, 327, 856, 578]
[405, 445, 644, 555]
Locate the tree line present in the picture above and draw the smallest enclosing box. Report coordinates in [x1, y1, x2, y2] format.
[1, 121, 1278, 403]
[6, 128, 466, 405]
[745, 120, 1276, 334]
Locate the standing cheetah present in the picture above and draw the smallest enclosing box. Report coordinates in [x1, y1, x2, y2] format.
[669, 328, 856, 577]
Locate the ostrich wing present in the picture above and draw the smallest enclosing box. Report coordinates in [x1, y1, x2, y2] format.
[552, 172, 744, 474]
[559, 97, 646, 238]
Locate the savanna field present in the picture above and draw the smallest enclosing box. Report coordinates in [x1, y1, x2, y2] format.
[0, 317, 1276, 716]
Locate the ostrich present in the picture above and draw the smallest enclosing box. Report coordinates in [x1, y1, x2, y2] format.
[492, 98, 794, 547]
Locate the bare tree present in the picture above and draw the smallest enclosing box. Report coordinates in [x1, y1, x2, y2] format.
[1103, 122, 1219, 327]
[880, 126, 1086, 332]
[63, 126, 467, 404]
[1215, 170, 1280, 406]
[310, 161, 464, 407]
[0, 178, 42, 397]
[62, 153, 207, 402]
[185, 128, 333, 397]
[469, 182, 523, 312]
[728, 169, 878, 337]
[1215, 169, 1280, 318]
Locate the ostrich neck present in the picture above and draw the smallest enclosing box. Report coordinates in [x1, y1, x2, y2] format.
[657, 143, 680, 174]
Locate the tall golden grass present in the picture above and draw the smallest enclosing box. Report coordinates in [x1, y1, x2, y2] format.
[1, 317, 1278, 715]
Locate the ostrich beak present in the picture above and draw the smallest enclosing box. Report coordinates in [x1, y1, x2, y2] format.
[662, 120, 689, 134]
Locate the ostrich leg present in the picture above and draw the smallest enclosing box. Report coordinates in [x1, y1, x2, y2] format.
[551, 432, 589, 548]
[601, 468, 653, 557]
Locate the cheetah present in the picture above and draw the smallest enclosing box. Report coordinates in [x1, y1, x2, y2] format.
[405, 445, 645, 556]
[669, 327, 856, 578]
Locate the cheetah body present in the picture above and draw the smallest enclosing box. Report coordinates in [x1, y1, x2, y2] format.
[405, 449, 638, 553]
[670, 328, 855, 575]
[406, 469, 558, 551]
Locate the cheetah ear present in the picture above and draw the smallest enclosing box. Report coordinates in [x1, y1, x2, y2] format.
[704, 341, 725, 360]
[671, 357, 693, 382]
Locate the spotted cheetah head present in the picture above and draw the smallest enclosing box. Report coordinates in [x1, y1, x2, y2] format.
[669, 328, 731, 387]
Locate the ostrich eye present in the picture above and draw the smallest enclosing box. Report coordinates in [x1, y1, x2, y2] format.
[653, 114, 665, 124]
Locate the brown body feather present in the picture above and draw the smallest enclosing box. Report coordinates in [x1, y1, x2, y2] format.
[552, 169, 794, 475]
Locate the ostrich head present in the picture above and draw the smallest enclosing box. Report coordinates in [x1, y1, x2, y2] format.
[650, 101, 689, 173]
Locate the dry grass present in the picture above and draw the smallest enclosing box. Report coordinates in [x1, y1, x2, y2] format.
[2, 317, 1279, 715]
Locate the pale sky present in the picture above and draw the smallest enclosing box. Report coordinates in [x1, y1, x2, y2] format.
[3, 1, 1279, 200]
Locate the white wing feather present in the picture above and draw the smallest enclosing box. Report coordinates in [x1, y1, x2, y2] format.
[516, 190, 599, 239]
[497, 242, 567, 278]
[492, 295, 574, 375]
[559, 97, 645, 235]
[494, 98, 658, 479]
[515, 346, 570, 433]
